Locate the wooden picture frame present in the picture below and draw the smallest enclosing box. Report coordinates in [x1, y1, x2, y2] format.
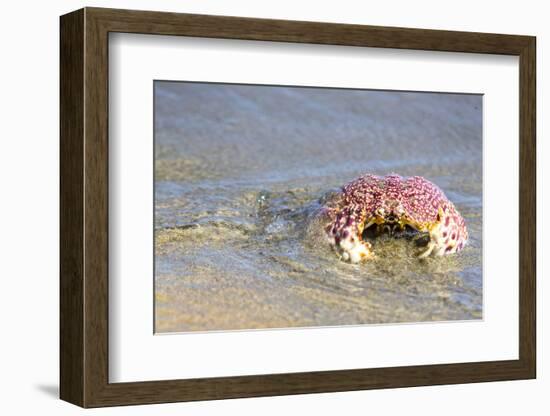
[60, 7, 536, 408]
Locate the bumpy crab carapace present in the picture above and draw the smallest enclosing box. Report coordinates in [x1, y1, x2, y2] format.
[323, 174, 468, 263]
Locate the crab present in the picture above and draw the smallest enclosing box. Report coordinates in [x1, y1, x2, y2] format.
[322, 173, 468, 263]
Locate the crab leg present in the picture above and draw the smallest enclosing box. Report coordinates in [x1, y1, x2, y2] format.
[418, 241, 436, 258]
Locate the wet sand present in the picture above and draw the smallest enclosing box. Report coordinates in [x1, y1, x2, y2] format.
[154, 82, 483, 333]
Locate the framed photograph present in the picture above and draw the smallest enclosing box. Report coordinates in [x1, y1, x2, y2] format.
[60, 7, 536, 408]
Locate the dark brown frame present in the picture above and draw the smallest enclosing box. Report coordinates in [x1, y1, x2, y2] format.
[60, 7, 536, 408]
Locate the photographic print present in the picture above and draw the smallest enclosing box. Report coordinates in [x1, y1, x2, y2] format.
[154, 81, 482, 333]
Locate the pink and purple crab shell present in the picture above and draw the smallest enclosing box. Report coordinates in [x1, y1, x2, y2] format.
[321, 173, 468, 263]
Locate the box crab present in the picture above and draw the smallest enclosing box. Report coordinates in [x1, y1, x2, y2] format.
[322, 173, 468, 263]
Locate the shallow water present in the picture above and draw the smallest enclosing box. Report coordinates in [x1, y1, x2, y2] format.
[154, 82, 482, 333]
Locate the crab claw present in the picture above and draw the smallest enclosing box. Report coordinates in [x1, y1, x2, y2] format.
[418, 207, 468, 258]
[339, 235, 374, 263]
[326, 208, 373, 263]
